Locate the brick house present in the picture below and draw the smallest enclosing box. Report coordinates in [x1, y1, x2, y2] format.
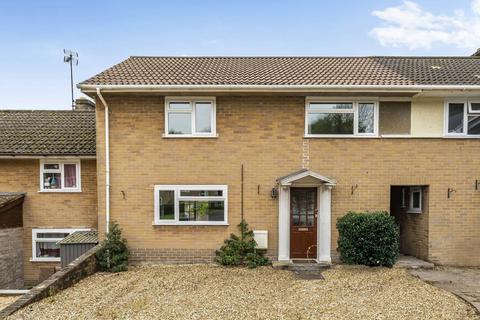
[0, 110, 97, 286]
[2, 56, 480, 287]
[75, 56, 480, 267]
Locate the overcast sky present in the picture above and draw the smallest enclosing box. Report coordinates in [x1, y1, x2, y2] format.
[0, 0, 479, 109]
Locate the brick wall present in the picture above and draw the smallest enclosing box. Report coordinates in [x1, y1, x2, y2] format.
[0, 159, 98, 285]
[94, 94, 480, 266]
[0, 227, 23, 289]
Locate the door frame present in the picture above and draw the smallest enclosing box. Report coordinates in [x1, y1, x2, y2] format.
[278, 183, 333, 264]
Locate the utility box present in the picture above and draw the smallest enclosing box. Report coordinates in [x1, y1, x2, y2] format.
[58, 230, 98, 269]
[253, 230, 268, 249]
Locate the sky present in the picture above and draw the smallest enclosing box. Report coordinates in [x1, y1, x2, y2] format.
[0, 0, 479, 109]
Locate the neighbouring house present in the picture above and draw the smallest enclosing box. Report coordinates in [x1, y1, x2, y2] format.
[74, 56, 480, 267]
[0, 109, 97, 286]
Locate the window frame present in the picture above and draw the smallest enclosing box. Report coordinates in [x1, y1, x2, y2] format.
[39, 159, 81, 192]
[444, 100, 480, 137]
[164, 97, 217, 138]
[407, 187, 422, 214]
[304, 98, 379, 137]
[31, 228, 90, 262]
[153, 185, 228, 225]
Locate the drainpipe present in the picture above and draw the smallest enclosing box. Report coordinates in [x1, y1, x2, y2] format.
[96, 88, 110, 234]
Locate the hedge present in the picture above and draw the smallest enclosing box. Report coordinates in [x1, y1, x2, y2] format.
[337, 211, 399, 267]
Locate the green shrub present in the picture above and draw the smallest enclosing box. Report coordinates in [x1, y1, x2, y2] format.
[337, 211, 399, 267]
[96, 222, 129, 272]
[215, 220, 269, 268]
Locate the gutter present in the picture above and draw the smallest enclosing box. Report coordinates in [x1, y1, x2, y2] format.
[96, 88, 111, 234]
[78, 84, 480, 93]
[0, 155, 96, 159]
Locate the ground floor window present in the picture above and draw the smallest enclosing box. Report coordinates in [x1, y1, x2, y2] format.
[154, 185, 228, 225]
[32, 228, 89, 262]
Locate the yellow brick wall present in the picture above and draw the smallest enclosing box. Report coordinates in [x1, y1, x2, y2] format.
[0, 159, 98, 285]
[95, 94, 480, 266]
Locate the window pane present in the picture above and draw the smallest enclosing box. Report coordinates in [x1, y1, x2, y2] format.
[36, 241, 60, 258]
[195, 102, 212, 133]
[358, 103, 375, 134]
[309, 103, 353, 110]
[412, 192, 421, 209]
[37, 232, 70, 239]
[64, 164, 77, 188]
[159, 190, 175, 220]
[169, 102, 191, 110]
[180, 190, 223, 197]
[467, 115, 480, 135]
[43, 172, 61, 189]
[308, 113, 354, 134]
[44, 163, 59, 170]
[471, 102, 480, 111]
[179, 200, 225, 222]
[448, 103, 464, 133]
[168, 113, 192, 134]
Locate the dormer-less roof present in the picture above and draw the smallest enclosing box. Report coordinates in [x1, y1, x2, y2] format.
[0, 111, 96, 156]
[79, 56, 480, 91]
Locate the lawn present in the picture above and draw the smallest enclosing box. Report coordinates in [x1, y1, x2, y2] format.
[6, 265, 479, 320]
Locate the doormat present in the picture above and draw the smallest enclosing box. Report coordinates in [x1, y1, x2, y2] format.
[293, 270, 325, 280]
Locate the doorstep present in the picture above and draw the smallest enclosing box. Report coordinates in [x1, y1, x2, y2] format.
[394, 255, 435, 269]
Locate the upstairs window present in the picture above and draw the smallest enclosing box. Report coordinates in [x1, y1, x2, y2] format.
[306, 99, 378, 136]
[164, 97, 216, 137]
[40, 160, 81, 192]
[445, 101, 480, 137]
[154, 185, 228, 225]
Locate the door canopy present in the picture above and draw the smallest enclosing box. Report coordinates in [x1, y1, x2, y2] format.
[277, 169, 336, 187]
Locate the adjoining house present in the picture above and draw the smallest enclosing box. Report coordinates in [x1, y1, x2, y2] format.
[0, 107, 97, 286]
[76, 56, 480, 267]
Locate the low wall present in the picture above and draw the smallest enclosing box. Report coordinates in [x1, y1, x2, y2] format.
[0, 244, 100, 318]
[0, 228, 23, 289]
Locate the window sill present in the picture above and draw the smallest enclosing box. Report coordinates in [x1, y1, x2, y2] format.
[304, 134, 378, 139]
[30, 258, 60, 263]
[407, 210, 422, 214]
[38, 189, 82, 193]
[162, 134, 219, 139]
[152, 221, 229, 226]
[443, 135, 480, 139]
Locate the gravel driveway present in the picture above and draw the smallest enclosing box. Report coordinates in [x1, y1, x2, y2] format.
[7, 265, 479, 320]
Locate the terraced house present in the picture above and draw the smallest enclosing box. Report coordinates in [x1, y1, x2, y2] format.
[0, 106, 97, 287]
[78, 56, 480, 267]
[2, 56, 480, 287]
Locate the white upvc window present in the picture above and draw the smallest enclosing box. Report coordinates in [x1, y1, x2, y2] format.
[408, 187, 422, 214]
[154, 185, 228, 225]
[39, 160, 81, 192]
[31, 228, 90, 262]
[445, 100, 480, 137]
[305, 98, 379, 137]
[164, 97, 216, 137]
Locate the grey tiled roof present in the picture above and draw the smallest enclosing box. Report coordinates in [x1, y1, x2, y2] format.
[79, 56, 480, 87]
[0, 111, 96, 156]
[58, 230, 98, 244]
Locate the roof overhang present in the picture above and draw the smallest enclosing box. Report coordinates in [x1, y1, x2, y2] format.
[78, 84, 480, 94]
[277, 169, 336, 187]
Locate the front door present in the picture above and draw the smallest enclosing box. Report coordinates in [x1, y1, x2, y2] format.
[290, 187, 317, 259]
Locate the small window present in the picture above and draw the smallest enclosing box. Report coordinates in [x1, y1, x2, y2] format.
[32, 228, 89, 262]
[408, 187, 422, 214]
[446, 101, 480, 136]
[154, 185, 228, 225]
[165, 98, 216, 137]
[40, 160, 81, 192]
[306, 99, 378, 136]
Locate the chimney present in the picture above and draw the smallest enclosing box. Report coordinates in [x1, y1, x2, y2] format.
[74, 97, 95, 111]
[472, 48, 480, 57]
